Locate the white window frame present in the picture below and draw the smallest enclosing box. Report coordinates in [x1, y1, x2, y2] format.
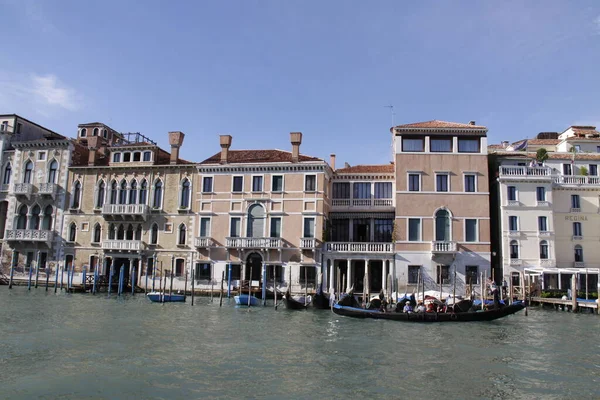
[407, 172, 422, 192]
[179, 178, 192, 209]
[463, 173, 477, 193]
[304, 174, 317, 192]
[202, 175, 214, 193]
[199, 217, 211, 237]
[231, 175, 244, 193]
[80, 128, 87, 137]
[112, 152, 122, 163]
[177, 223, 187, 245]
[407, 217, 422, 242]
[149, 223, 160, 245]
[269, 216, 282, 238]
[302, 216, 316, 238]
[435, 172, 450, 192]
[229, 216, 242, 237]
[251, 174, 264, 193]
[123, 152, 132, 162]
[37, 151, 47, 161]
[507, 186, 518, 202]
[142, 151, 152, 162]
[538, 216, 548, 232]
[271, 174, 284, 193]
[464, 219, 478, 242]
[508, 215, 519, 231]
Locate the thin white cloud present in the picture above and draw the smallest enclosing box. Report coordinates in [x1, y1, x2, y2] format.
[594, 15, 600, 34]
[31, 74, 79, 111]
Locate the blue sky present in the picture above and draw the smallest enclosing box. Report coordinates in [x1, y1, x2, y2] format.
[1, 1, 600, 165]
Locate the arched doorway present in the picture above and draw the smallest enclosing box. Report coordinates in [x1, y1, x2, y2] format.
[245, 252, 262, 282]
[247, 204, 265, 238]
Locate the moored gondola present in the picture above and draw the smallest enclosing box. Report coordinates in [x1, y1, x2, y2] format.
[283, 290, 312, 310]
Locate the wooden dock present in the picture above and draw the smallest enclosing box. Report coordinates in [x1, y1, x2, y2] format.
[530, 297, 599, 314]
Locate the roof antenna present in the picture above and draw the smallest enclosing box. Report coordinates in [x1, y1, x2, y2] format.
[384, 105, 395, 127]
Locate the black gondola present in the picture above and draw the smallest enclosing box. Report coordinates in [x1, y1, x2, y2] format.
[283, 290, 311, 310]
[332, 301, 525, 322]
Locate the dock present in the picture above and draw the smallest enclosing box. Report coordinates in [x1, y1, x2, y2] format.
[530, 297, 599, 314]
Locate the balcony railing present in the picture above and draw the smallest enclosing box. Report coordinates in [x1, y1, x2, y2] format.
[325, 242, 393, 253]
[194, 237, 214, 248]
[536, 201, 550, 207]
[538, 231, 553, 237]
[226, 237, 282, 248]
[5, 229, 54, 243]
[331, 198, 394, 208]
[570, 208, 581, 213]
[539, 259, 554, 268]
[499, 166, 552, 177]
[13, 183, 33, 198]
[554, 176, 600, 186]
[510, 259, 522, 266]
[431, 241, 457, 253]
[102, 204, 149, 220]
[102, 240, 144, 251]
[38, 182, 58, 198]
[300, 238, 316, 248]
[572, 235, 583, 241]
[574, 261, 585, 268]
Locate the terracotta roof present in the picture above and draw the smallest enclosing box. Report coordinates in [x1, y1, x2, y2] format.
[487, 144, 505, 150]
[200, 149, 322, 164]
[393, 120, 487, 130]
[491, 150, 600, 161]
[335, 164, 394, 174]
[566, 136, 600, 141]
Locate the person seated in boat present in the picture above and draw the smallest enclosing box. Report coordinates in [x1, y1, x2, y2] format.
[426, 302, 435, 313]
[415, 302, 426, 313]
[402, 300, 413, 313]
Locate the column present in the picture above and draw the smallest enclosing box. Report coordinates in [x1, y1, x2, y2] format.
[365, 259, 370, 298]
[346, 259, 352, 292]
[382, 260, 387, 296]
[328, 259, 334, 295]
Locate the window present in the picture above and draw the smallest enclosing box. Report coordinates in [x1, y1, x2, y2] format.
[0, 121, 7, 132]
[150, 224, 158, 244]
[16, 123, 22, 134]
[464, 174, 476, 192]
[304, 175, 316, 192]
[92, 128, 98, 137]
[536, 187, 546, 202]
[510, 240, 519, 259]
[299, 266, 316, 285]
[89, 256, 97, 273]
[153, 180, 163, 208]
[3, 163, 11, 185]
[108, 223, 116, 240]
[270, 217, 281, 238]
[508, 216, 518, 231]
[202, 176, 213, 193]
[135, 225, 142, 240]
[72, 181, 81, 209]
[465, 219, 477, 242]
[271, 175, 283, 192]
[123, 152, 131, 162]
[195, 263, 212, 281]
[597, 146, 600, 153]
[574, 145, 581, 152]
[573, 222, 582, 237]
[80, 128, 87, 137]
[267, 265, 283, 283]
[436, 174, 448, 192]
[199, 218, 211, 237]
[574, 245, 583, 262]
[103, 129, 108, 139]
[143, 151, 152, 162]
[38, 152, 46, 161]
[374, 182, 392, 199]
[353, 218, 370, 242]
[466, 266, 479, 284]
[133, 152, 141, 162]
[29, 205, 40, 230]
[129, 180, 138, 204]
[175, 259, 185, 277]
[374, 219, 393, 242]
[126, 225, 134, 240]
[16, 205, 27, 229]
[563, 164, 572, 176]
[435, 210, 450, 241]
[436, 265, 450, 284]
[93, 224, 101, 243]
[540, 241, 548, 259]
[332, 182, 350, 199]
[408, 218, 421, 241]
[402, 138, 424, 152]
[252, 176, 263, 192]
[180, 179, 190, 208]
[571, 195, 580, 209]
[113, 153, 121, 163]
[408, 174, 420, 191]
[139, 180, 147, 205]
[23, 161, 33, 183]
[178, 224, 187, 245]
[42, 205, 52, 230]
[408, 266, 420, 284]
[538, 216, 547, 232]
[353, 183, 371, 199]
[118, 181, 127, 204]
[430, 138, 452, 152]
[507, 186, 517, 201]
[109, 181, 118, 204]
[303, 218, 315, 238]
[68, 223, 77, 242]
[331, 219, 350, 241]
[230, 217, 241, 237]
[46, 160, 58, 184]
[458, 138, 480, 153]
[232, 176, 243, 192]
[590, 165, 598, 176]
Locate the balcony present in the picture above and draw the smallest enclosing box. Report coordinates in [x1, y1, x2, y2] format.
[554, 176, 600, 186]
[574, 262, 585, 268]
[510, 259, 522, 266]
[507, 230, 522, 238]
[102, 240, 144, 251]
[572, 235, 583, 241]
[539, 259, 554, 268]
[499, 166, 552, 179]
[226, 237, 282, 249]
[431, 241, 457, 254]
[325, 242, 393, 253]
[570, 208, 581, 213]
[330, 198, 394, 210]
[538, 231, 553, 238]
[300, 237, 317, 249]
[507, 200, 520, 207]
[536, 201, 550, 207]
[13, 183, 33, 199]
[102, 204, 149, 221]
[38, 183, 58, 199]
[194, 237, 214, 248]
[5, 229, 54, 244]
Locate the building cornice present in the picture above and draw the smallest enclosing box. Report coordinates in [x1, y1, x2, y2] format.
[197, 162, 328, 174]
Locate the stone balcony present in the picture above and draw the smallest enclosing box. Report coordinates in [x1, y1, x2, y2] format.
[509, 258, 522, 266]
[574, 261, 585, 268]
[499, 166, 552, 179]
[431, 241, 457, 255]
[554, 176, 600, 186]
[13, 183, 33, 199]
[330, 198, 394, 211]
[300, 237, 317, 249]
[102, 239, 144, 251]
[38, 183, 58, 199]
[194, 237, 214, 248]
[226, 237, 282, 249]
[101, 204, 149, 221]
[325, 242, 393, 254]
[5, 229, 54, 244]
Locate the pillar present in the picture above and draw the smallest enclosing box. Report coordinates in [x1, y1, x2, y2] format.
[328, 259, 334, 296]
[382, 260, 387, 296]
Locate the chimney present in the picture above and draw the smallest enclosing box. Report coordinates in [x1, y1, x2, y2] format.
[469, 120, 476, 126]
[290, 132, 302, 163]
[220, 135, 232, 164]
[344, 162, 351, 168]
[330, 154, 336, 170]
[168, 131, 185, 164]
[87, 136, 100, 166]
[501, 141, 509, 148]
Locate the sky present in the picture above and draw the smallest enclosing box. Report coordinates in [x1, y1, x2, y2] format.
[1, 0, 600, 165]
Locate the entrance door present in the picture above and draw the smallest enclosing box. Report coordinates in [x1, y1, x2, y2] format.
[369, 260, 383, 292]
[245, 253, 262, 282]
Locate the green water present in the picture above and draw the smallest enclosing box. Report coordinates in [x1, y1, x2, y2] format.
[0, 288, 599, 399]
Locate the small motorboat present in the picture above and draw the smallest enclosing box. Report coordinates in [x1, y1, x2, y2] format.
[235, 294, 260, 306]
[283, 291, 312, 310]
[146, 292, 186, 303]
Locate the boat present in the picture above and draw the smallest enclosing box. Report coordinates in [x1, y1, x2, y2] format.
[332, 301, 525, 322]
[283, 290, 312, 310]
[235, 294, 260, 306]
[312, 284, 331, 309]
[146, 292, 186, 302]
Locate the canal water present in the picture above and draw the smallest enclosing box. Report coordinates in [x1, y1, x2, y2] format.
[0, 288, 599, 400]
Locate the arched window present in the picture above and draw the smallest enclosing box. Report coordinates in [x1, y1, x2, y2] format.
[510, 240, 519, 259]
[108, 223, 116, 240]
[153, 180, 163, 208]
[574, 245, 583, 262]
[178, 224, 186, 245]
[247, 204, 265, 238]
[143, 151, 151, 162]
[72, 181, 81, 209]
[102, 129, 107, 138]
[129, 180, 138, 204]
[435, 209, 450, 242]
[133, 152, 141, 162]
[96, 181, 105, 208]
[29, 205, 40, 229]
[23, 161, 33, 183]
[113, 153, 121, 163]
[68, 222, 77, 242]
[93, 223, 101, 243]
[93, 128, 99, 136]
[3, 163, 11, 185]
[118, 180, 127, 204]
[139, 180, 148, 205]
[126, 224, 134, 240]
[117, 224, 125, 240]
[41, 205, 52, 230]
[135, 225, 142, 240]
[180, 179, 190, 208]
[109, 180, 118, 204]
[540, 240, 548, 260]
[16, 204, 27, 229]
[80, 128, 87, 137]
[48, 160, 58, 183]
[123, 152, 131, 162]
[150, 223, 158, 244]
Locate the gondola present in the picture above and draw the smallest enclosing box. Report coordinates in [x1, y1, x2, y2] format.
[312, 284, 331, 309]
[146, 292, 186, 302]
[283, 290, 312, 310]
[332, 301, 525, 322]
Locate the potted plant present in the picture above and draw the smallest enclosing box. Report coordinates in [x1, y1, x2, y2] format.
[536, 148, 549, 166]
[579, 166, 588, 176]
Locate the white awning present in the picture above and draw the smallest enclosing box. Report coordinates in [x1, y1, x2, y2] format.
[524, 267, 600, 275]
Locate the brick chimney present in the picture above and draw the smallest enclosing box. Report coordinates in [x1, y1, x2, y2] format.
[290, 132, 302, 163]
[87, 136, 100, 166]
[469, 120, 476, 126]
[220, 135, 232, 164]
[330, 154, 336, 170]
[168, 131, 185, 164]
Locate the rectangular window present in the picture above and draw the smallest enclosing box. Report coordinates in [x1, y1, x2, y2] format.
[374, 219, 393, 242]
[458, 138, 480, 153]
[270, 217, 281, 238]
[252, 176, 263, 192]
[408, 266, 420, 284]
[536, 187, 546, 201]
[332, 182, 350, 199]
[374, 182, 392, 199]
[299, 266, 316, 285]
[195, 263, 212, 281]
[232, 176, 243, 192]
[353, 183, 371, 199]
[563, 164, 572, 176]
[200, 217, 211, 237]
[574, 145, 581, 152]
[538, 216, 547, 232]
[436, 265, 450, 284]
[266, 265, 283, 283]
[146, 258, 154, 275]
[89, 256, 97, 273]
[464, 174, 476, 192]
[37, 152, 46, 161]
[271, 175, 283, 192]
[143, 151, 151, 162]
[230, 217, 241, 237]
[590, 165, 598, 176]
[465, 266, 479, 284]
[113, 153, 121, 163]
[571, 194, 580, 209]
[507, 186, 517, 201]
[597, 146, 600, 153]
[436, 174, 449, 192]
[408, 174, 420, 191]
[202, 177, 213, 193]
[229, 264, 241, 280]
[573, 222, 582, 237]
[304, 175, 316, 192]
[402, 138, 424, 152]
[331, 219, 350, 241]
[509, 216, 518, 231]
[408, 218, 421, 241]
[465, 219, 477, 242]
[175, 259, 185, 277]
[430, 138, 452, 152]
[16, 123, 22, 134]
[303, 218, 315, 238]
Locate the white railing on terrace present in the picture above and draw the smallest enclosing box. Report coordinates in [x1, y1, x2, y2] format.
[5, 229, 54, 242]
[431, 241, 457, 253]
[499, 166, 552, 177]
[13, 183, 33, 195]
[554, 176, 600, 185]
[331, 198, 394, 208]
[102, 240, 143, 251]
[194, 237, 214, 247]
[300, 238, 316, 248]
[326, 242, 393, 253]
[226, 237, 282, 248]
[102, 204, 149, 216]
[540, 259, 554, 267]
[38, 182, 57, 196]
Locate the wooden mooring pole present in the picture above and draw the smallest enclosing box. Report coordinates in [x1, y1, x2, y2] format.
[45, 268, 50, 291]
[191, 268, 195, 306]
[219, 271, 224, 307]
[54, 266, 58, 293]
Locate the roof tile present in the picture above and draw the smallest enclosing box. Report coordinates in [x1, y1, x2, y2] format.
[200, 149, 322, 164]
[335, 164, 394, 174]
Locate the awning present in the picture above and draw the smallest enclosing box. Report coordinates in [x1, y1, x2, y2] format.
[524, 267, 600, 275]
